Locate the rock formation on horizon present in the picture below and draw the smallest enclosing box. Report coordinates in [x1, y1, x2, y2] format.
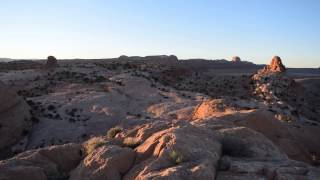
[44, 56, 58, 69]
[231, 56, 241, 62]
[261, 56, 286, 73]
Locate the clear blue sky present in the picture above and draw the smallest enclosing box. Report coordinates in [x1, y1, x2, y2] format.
[0, 0, 319, 67]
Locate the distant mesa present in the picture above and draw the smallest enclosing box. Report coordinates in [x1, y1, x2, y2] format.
[149, 55, 178, 61]
[44, 56, 58, 69]
[118, 55, 178, 62]
[231, 56, 241, 62]
[118, 55, 129, 61]
[144, 55, 178, 61]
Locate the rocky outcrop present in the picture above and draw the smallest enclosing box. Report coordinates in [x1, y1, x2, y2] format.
[0, 143, 82, 180]
[269, 56, 286, 72]
[235, 110, 311, 163]
[44, 56, 58, 69]
[193, 99, 229, 119]
[252, 57, 297, 119]
[127, 122, 319, 179]
[120, 121, 290, 179]
[1, 120, 319, 180]
[252, 72, 294, 102]
[217, 156, 320, 180]
[70, 145, 135, 180]
[217, 126, 287, 160]
[124, 122, 222, 180]
[231, 56, 241, 62]
[250, 57, 320, 124]
[0, 81, 31, 152]
[260, 56, 286, 74]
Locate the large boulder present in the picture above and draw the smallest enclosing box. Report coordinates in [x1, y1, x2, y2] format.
[193, 99, 227, 119]
[217, 127, 287, 161]
[124, 123, 222, 180]
[0, 143, 82, 180]
[0, 81, 31, 152]
[234, 110, 313, 163]
[70, 145, 136, 180]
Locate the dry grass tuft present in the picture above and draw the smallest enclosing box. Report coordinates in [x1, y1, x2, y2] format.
[84, 137, 107, 154]
[123, 137, 141, 148]
[169, 150, 183, 164]
[107, 127, 122, 138]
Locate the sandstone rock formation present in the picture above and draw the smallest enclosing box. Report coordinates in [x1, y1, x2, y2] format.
[70, 145, 135, 180]
[44, 56, 58, 69]
[1, 111, 320, 180]
[0, 55, 319, 180]
[252, 56, 294, 107]
[0, 81, 31, 152]
[251, 57, 310, 122]
[0, 143, 81, 180]
[252, 72, 294, 102]
[123, 122, 222, 180]
[260, 56, 286, 73]
[193, 99, 228, 119]
[234, 110, 314, 163]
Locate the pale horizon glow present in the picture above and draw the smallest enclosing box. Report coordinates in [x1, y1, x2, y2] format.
[0, 0, 320, 68]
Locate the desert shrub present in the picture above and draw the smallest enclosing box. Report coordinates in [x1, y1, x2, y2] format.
[123, 137, 141, 148]
[169, 150, 183, 164]
[84, 137, 106, 154]
[107, 127, 122, 138]
[94, 75, 106, 82]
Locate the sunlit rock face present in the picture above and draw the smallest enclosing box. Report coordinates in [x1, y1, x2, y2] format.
[260, 56, 286, 73]
[270, 56, 286, 72]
